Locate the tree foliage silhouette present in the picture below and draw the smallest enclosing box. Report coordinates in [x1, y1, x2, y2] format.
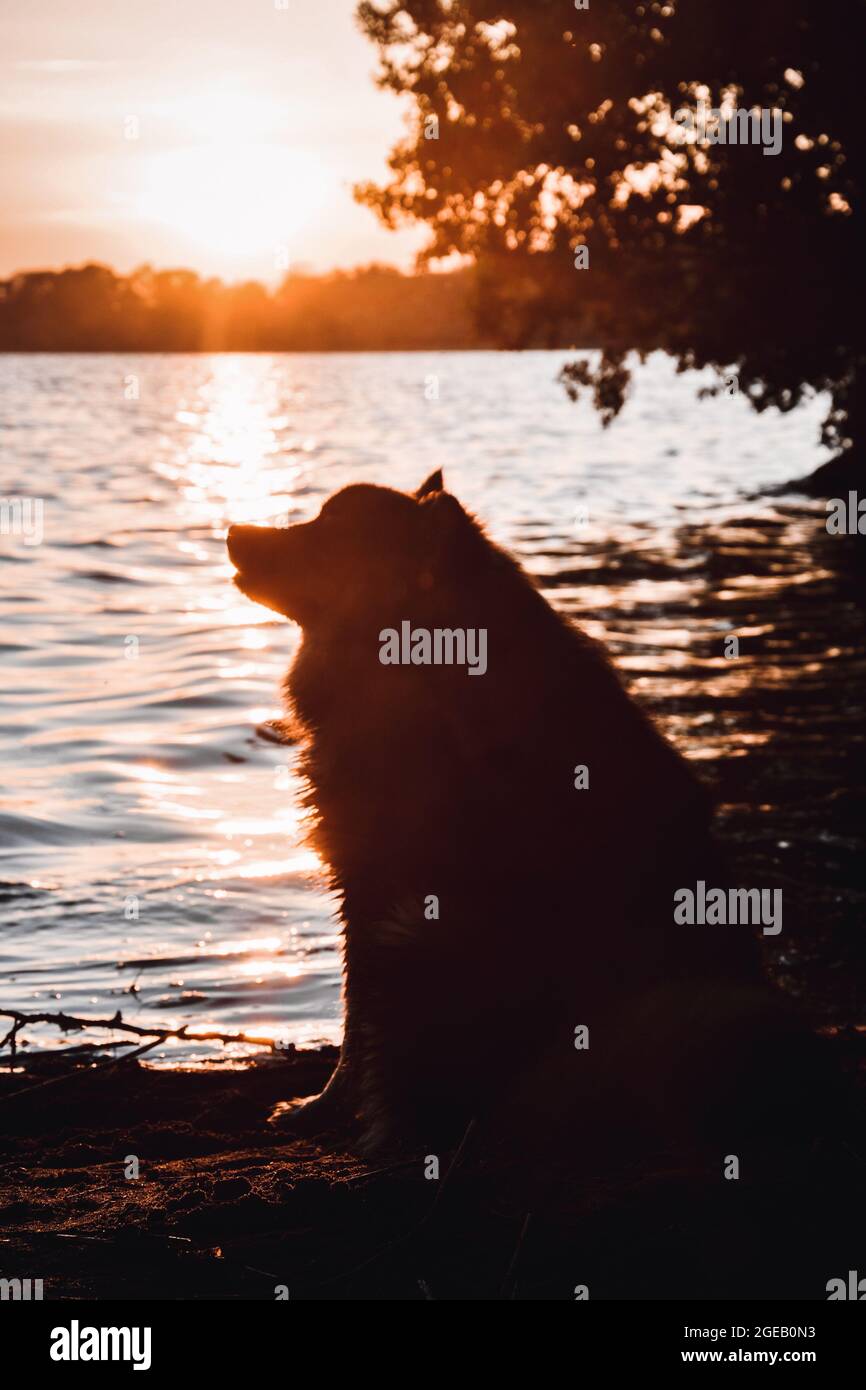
[356, 0, 862, 487]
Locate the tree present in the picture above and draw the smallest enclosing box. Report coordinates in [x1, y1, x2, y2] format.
[356, 0, 863, 490]
[0, 263, 488, 352]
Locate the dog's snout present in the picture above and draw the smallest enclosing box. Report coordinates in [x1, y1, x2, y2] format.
[227, 523, 270, 570]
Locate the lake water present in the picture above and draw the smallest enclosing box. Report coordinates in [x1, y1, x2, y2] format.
[1, 351, 859, 1065]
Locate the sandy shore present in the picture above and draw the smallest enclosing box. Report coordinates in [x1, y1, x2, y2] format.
[2, 1031, 865, 1301]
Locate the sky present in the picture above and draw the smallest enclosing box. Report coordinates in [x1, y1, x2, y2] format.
[0, 0, 426, 282]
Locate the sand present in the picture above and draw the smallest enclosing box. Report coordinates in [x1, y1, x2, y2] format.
[2, 1032, 865, 1301]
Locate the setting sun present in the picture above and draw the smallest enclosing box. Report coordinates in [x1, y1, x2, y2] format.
[0, 1, 423, 279]
[136, 140, 333, 262]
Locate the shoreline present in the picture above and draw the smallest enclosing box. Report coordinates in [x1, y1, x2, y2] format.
[2, 1031, 865, 1301]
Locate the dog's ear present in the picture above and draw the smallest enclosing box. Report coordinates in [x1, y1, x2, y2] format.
[417, 489, 476, 586]
[415, 469, 444, 499]
[418, 489, 474, 556]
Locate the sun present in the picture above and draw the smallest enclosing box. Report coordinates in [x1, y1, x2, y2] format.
[136, 136, 333, 264]
[135, 93, 335, 268]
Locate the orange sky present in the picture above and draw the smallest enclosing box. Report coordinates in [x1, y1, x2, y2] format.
[0, 0, 425, 281]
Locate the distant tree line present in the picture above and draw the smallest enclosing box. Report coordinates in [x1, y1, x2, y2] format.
[0, 260, 591, 352]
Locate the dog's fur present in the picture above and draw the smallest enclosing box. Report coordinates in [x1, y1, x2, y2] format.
[227, 472, 777, 1156]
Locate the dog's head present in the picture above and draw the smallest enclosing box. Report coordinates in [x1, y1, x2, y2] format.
[226, 471, 473, 628]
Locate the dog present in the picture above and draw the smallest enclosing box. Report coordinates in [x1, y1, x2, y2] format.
[227, 471, 782, 1157]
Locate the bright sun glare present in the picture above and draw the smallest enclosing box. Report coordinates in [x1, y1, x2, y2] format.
[135, 96, 334, 262]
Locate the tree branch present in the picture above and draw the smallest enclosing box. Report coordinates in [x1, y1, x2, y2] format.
[0, 1007, 279, 1060]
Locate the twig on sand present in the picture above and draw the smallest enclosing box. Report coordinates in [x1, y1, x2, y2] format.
[0, 1007, 278, 1057]
[500, 1211, 532, 1300]
[0, 1007, 279, 1096]
[0, 1035, 166, 1103]
[428, 1116, 477, 1216]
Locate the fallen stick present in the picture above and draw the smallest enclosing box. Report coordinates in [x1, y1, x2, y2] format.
[0, 1007, 278, 1057]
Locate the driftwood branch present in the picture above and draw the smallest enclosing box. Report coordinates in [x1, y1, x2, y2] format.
[0, 1007, 279, 1059]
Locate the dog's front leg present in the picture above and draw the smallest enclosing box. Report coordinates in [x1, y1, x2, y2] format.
[268, 923, 363, 1135]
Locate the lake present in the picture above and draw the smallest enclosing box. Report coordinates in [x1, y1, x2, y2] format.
[1, 351, 861, 1064]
